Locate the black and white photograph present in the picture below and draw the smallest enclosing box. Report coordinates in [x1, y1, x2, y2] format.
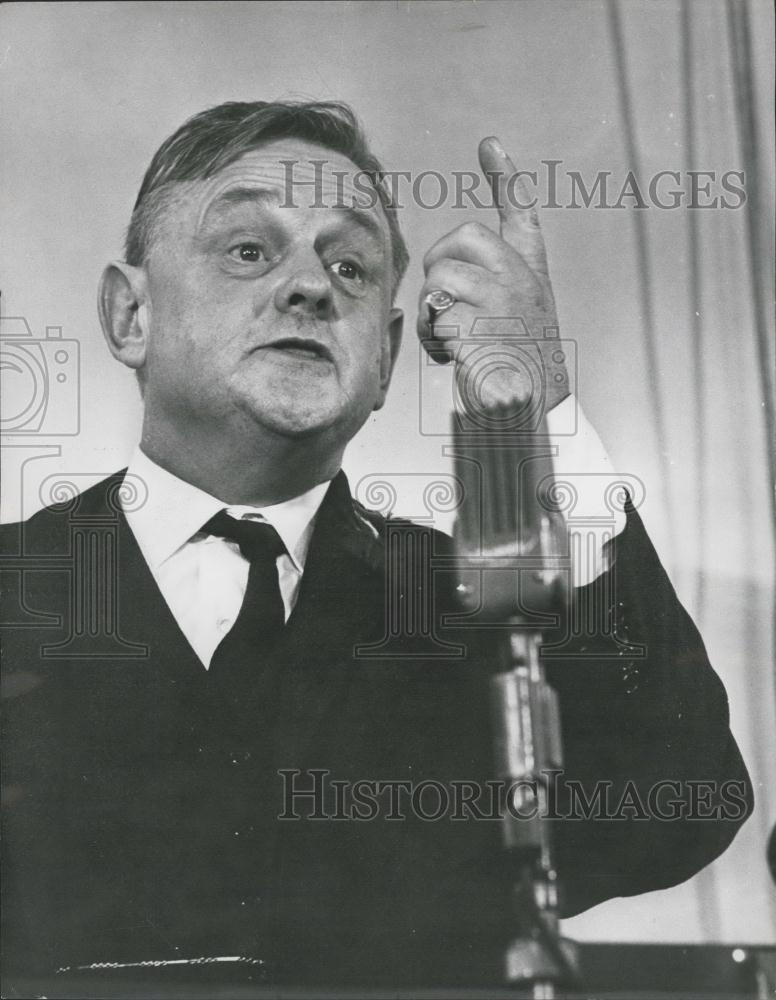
[1, 2, 774, 997]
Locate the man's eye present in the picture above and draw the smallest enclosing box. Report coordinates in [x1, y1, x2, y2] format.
[230, 243, 265, 263]
[329, 260, 365, 284]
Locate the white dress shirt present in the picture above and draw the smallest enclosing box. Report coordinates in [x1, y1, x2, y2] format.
[123, 395, 625, 668]
[124, 450, 330, 667]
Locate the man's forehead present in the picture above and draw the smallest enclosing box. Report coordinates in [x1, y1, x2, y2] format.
[191, 139, 389, 230]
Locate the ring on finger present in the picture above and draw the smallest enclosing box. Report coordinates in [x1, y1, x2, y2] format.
[423, 289, 457, 322]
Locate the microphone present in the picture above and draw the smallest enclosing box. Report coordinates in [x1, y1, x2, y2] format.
[451, 400, 579, 996]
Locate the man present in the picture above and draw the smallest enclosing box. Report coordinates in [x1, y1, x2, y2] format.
[1, 101, 752, 991]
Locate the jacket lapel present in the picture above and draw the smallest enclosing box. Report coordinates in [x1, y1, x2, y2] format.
[269, 471, 387, 765]
[70, 470, 209, 686]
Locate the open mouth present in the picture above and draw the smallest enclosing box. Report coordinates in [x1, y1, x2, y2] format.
[262, 338, 333, 362]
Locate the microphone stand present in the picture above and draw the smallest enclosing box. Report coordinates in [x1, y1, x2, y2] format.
[451, 406, 580, 998]
[492, 632, 579, 998]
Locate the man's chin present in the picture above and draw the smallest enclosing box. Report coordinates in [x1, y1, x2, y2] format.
[236, 398, 346, 441]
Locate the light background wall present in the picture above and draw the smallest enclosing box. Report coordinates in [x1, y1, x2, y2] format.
[2, 0, 774, 945]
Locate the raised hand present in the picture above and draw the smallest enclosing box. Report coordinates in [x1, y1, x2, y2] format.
[417, 137, 570, 419]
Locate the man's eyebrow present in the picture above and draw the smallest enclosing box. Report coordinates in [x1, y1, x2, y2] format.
[201, 186, 282, 221]
[201, 187, 387, 245]
[324, 205, 387, 246]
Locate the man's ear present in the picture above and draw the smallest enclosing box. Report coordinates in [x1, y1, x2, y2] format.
[374, 307, 404, 411]
[97, 261, 151, 372]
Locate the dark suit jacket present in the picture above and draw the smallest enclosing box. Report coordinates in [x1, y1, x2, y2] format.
[1, 471, 752, 990]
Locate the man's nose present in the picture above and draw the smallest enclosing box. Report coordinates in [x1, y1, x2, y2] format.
[273, 260, 334, 320]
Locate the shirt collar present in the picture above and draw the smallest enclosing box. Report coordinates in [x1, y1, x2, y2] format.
[123, 446, 331, 573]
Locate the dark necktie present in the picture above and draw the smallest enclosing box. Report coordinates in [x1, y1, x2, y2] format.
[201, 510, 287, 700]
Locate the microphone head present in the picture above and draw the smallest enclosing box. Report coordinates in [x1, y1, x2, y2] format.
[450, 407, 570, 624]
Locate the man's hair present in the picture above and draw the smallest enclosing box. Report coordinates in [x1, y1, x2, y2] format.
[124, 100, 409, 292]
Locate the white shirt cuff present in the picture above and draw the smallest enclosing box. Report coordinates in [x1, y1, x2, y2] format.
[546, 395, 627, 587]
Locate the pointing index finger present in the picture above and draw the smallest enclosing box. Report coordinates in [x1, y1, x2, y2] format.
[478, 136, 548, 276]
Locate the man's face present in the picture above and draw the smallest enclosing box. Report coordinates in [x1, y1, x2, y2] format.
[139, 139, 402, 448]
